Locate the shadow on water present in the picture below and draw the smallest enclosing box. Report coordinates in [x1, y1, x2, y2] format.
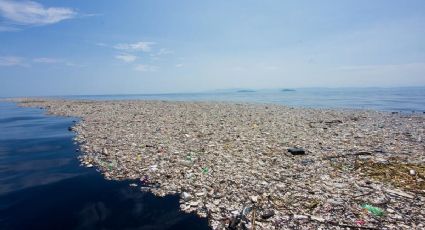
[0, 102, 210, 230]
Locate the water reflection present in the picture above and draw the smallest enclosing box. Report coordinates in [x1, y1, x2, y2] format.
[0, 102, 210, 230]
[0, 174, 209, 230]
[0, 136, 86, 195]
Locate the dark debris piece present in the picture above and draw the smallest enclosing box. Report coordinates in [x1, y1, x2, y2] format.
[228, 215, 241, 229]
[288, 148, 305, 155]
[261, 209, 275, 219]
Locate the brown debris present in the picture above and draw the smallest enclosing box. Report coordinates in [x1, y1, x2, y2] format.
[355, 159, 425, 192]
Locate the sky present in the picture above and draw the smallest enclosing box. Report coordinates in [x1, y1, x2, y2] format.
[0, 0, 424, 97]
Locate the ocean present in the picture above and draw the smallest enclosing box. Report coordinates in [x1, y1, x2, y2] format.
[64, 87, 425, 113]
[0, 102, 210, 230]
[0, 87, 424, 229]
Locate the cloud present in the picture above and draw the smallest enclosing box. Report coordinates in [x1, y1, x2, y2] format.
[134, 64, 158, 72]
[95, 42, 107, 47]
[175, 63, 183, 68]
[33, 57, 61, 63]
[115, 54, 137, 63]
[114, 41, 156, 52]
[33, 57, 79, 66]
[157, 48, 173, 56]
[0, 56, 25, 66]
[80, 13, 102, 18]
[0, 0, 76, 27]
[150, 48, 173, 60]
[0, 56, 74, 67]
[64, 61, 84, 67]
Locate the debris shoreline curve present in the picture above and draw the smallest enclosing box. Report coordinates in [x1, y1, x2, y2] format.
[17, 99, 425, 229]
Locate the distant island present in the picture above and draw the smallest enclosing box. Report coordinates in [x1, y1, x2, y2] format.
[281, 89, 296, 92]
[236, 89, 256, 93]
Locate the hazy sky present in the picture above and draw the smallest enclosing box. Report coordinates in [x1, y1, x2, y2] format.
[0, 0, 424, 96]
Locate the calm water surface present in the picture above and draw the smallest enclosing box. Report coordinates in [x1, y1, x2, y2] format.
[0, 102, 210, 230]
[65, 87, 425, 113]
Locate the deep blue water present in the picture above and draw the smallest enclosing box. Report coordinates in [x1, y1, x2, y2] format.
[0, 102, 210, 230]
[62, 87, 425, 113]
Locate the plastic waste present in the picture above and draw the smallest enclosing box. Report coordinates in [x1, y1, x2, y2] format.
[141, 175, 149, 184]
[355, 219, 366, 226]
[149, 164, 158, 171]
[202, 167, 209, 174]
[362, 204, 384, 216]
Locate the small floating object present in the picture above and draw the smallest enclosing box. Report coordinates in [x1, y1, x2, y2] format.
[228, 216, 241, 229]
[202, 167, 209, 174]
[261, 209, 275, 219]
[140, 187, 150, 192]
[301, 159, 314, 165]
[288, 148, 305, 155]
[355, 219, 366, 226]
[241, 206, 252, 216]
[129, 183, 137, 187]
[149, 164, 158, 171]
[250, 195, 259, 203]
[181, 192, 192, 201]
[362, 204, 384, 217]
[140, 175, 149, 184]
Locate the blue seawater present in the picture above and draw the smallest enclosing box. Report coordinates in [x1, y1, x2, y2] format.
[0, 102, 210, 230]
[63, 87, 425, 113]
